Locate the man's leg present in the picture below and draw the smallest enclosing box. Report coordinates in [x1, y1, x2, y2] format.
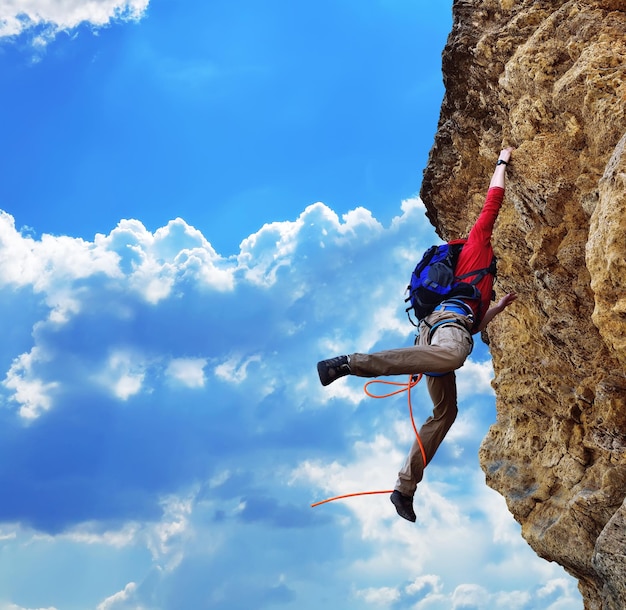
[349, 343, 466, 377]
[395, 372, 458, 497]
[389, 321, 470, 522]
[349, 317, 472, 379]
[350, 310, 473, 376]
[318, 344, 462, 386]
[317, 312, 473, 386]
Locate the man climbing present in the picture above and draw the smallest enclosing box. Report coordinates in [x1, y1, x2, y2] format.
[316, 147, 517, 522]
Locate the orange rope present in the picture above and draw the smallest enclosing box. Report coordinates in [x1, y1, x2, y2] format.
[365, 375, 427, 469]
[311, 373, 426, 508]
[311, 490, 394, 508]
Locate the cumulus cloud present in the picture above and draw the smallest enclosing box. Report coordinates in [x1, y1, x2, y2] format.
[100, 350, 147, 400]
[0, 202, 581, 610]
[456, 357, 495, 395]
[0, 213, 241, 418]
[0, 201, 432, 420]
[0, 197, 437, 546]
[96, 582, 139, 610]
[144, 493, 195, 569]
[0, 0, 150, 42]
[451, 583, 489, 608]
[166, 357, 207, 388]
[51, 522, 139, 548]
[214, 354, 261, 384]
[3, 347, 58, 419]
[293, 420, 581, 610]
[355, 586, 400, 605]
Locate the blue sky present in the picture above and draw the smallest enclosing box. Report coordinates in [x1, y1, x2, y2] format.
[0, 2, 583, 610]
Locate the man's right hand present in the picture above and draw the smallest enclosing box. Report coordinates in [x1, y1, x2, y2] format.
[498, 147, 515, 164]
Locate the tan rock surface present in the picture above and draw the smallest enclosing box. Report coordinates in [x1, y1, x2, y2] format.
[420, 1, 626, 607]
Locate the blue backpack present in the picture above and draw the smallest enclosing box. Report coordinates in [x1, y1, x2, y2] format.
[405, 239, 496, 325]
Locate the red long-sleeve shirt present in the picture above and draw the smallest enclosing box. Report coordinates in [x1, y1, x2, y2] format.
[455, 186, 504, 329]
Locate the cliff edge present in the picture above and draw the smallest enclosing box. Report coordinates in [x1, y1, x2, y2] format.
[420, 1, 626, 608]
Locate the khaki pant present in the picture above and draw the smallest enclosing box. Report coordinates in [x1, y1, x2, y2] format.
[349, 311, 474, 497]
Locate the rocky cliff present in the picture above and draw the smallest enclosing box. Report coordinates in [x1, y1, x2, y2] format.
[420, 1, 626, 608]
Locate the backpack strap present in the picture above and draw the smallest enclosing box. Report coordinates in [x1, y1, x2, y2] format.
[454, 256, 497, 332]
[455, 254, 497, 285]
[455, 266, 491, 285]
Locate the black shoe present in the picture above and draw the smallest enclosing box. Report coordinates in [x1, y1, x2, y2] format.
[317, 356, 351, 386]
[390, 490, 416, 522]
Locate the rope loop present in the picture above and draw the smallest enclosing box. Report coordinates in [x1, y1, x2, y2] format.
[311, 373, 426, 508]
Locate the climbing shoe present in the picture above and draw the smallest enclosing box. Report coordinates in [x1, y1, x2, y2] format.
[317, 355, 351, 386]
[390, 490, 416, 522]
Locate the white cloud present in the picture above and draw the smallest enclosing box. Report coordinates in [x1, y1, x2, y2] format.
[0, 213, 243, 417]
[473, 484, 523, 546]
[318, 374, 369, 405]
[451, 583, 489, 608]
[96, 582, 139, 610]
[145, 493, 194, 570]
[293, 416, 580, 609]
[0, 213, 234, 306]
[0, 529, 17, 541]
[34, 522, 140, 548]
[0, 202, 583, 610]
[538, 578, 572, 598]
[3, 347, 58, 419]
[456, 357, 494, 395]
[214, 354, 261, 384]
[99, 217, 235, 302]
[0, 0, 149, 41]
[236, 202, 384, 289]
[166, 357, 207, 388]
[100, 350, 147, 400]
[355, 586, 400, 606]
[293, 432, 405, 509]
[406, 574, 443, 596]
[0, 211, 121, 320]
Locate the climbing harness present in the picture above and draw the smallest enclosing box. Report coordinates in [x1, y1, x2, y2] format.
[424, 318, 473, 347]
[310, 373, 426, 508]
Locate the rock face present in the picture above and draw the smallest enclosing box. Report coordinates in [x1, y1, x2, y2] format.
[420, 1, 626, 608]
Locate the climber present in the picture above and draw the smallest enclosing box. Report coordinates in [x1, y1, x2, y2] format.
[316, 147, 517, 522]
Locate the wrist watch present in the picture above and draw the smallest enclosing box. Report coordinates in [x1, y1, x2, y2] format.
[496, 159, 508, 166]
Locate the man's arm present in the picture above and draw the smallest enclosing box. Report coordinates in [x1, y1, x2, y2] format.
[463, 147, 515, 248]
[490, 147, 514, 189]
[477, 145, 516, 330]
[476, 292, 517, 332]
